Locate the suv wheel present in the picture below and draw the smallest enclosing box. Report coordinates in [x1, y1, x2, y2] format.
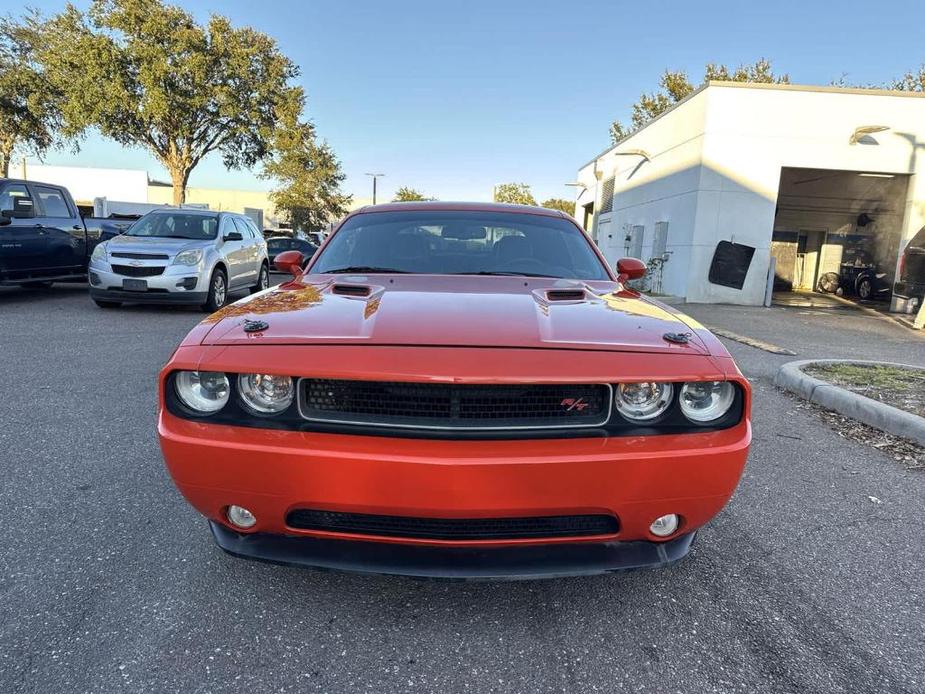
[202, 268, 227, 312]
[251, 263, 269, 294]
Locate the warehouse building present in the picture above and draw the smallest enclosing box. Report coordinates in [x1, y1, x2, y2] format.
[575, 82, 925, 310]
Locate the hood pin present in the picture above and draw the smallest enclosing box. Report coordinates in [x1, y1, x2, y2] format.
[243, 319, 269, 333]
[663, 332, 691, 345]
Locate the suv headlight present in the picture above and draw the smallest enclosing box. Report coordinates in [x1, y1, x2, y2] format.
[679, 381, 735, 422]
[237, 373, 294, 415]
[614, 382, 673, 422]
[173, 248, 203, 266]
[91, 243, 107, 262]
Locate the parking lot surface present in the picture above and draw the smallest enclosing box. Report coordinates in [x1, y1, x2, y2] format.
[1, 284, 923, 693]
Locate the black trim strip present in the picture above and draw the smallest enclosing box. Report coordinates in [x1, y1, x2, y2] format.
[210, 522, 696, 579]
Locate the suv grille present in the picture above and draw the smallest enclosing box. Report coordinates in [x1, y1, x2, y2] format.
[285, 509, 619, 540]
[299, 380, 611, 430]
[110, 264, 165, 277]
[110, 252, 170, 260]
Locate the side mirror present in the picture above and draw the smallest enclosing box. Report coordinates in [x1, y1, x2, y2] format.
[0, 216, 10, 226]
[274, 249, 305, 278]
[616, 257, 647, 281]
[2, 197, 34, 219]
[223, 231, 243, 242]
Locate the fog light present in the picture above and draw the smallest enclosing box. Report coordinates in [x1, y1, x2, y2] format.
[649, 514, 679, 537]
[226, 505, 256, 529]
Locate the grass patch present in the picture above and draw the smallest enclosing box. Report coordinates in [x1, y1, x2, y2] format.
[805, 363, 925, 418]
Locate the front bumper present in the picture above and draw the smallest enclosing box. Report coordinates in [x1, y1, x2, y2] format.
[89, 259, 207, 303]
[160, 409, 750, 576]
[210, 521, 697, 579]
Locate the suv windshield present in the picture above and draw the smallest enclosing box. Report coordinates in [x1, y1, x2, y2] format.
[310, 210, 609, 280]
[127, 212, 218, 240]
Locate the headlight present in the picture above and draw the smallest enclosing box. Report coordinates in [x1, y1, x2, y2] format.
[174, 371, 230, 414]
[173, 248, 203, 266]
[614, 382, 673, 421]
[237, 373, 294, 415]
[679, 381, 735, 422]
[91, 243, 107, 261]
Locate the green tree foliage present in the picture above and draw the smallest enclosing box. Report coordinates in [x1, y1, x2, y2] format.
[493, 182, 536, 206]
[41, 0, 298, 205]
[541, 198, 575, 216]
[392, 186, 433, 202]
[0, 11, 67, 177]
[610, 58, 789, 144]
[890, 65, 925, 91]
[262, 93, 351, 233]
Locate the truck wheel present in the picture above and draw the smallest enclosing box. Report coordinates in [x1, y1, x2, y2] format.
[93, 299, 122, 309]
[250, 263, 269, 294]
[201, 268, 227, 312]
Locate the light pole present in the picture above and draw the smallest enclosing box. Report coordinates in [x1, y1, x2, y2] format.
[365, 172, 385, 205]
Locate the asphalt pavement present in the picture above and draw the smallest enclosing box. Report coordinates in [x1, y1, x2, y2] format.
[1, 283, 923, 694]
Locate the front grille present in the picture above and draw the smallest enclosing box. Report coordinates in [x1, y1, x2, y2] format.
[111, 264, 165, 277]
[299, 380, 611, 430]
[285, 509, 619, 540]
[110, 252, 170, 260]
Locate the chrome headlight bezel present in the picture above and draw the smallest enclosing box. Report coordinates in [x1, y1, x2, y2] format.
[237, 373, 295, 415]
[173, 370, 230, 415]
[173, 248, 204, 266]
[614, 382, 674, 422]
[679, 381, 736, 423]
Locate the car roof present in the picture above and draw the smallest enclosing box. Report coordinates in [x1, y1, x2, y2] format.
[348, 200, 571, 219]
[148, 207, 220, 217]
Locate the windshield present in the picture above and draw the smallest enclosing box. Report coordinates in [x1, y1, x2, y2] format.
[127, 212, 218, 240]
[310, 210, 610, 280]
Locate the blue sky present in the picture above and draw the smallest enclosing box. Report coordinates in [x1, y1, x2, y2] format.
[17, 0, 925, 203]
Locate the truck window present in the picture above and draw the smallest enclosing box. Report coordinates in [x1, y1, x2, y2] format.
[0, 184, 32, 215]
[34, 185, 73, 218]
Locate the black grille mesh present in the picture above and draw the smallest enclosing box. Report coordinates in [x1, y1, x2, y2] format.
[110, 252, 170, 260]
[300, 380, 610, 430]
[111, 264, 165, 277]
[285, 509, 619, 540]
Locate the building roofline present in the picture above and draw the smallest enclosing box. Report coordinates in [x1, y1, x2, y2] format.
[580, 80, 925, 171]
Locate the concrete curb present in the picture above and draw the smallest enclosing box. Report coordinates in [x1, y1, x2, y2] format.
[774, 359, 925, 447]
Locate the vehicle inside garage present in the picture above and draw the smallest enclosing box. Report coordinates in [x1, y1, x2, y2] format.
[771, 167, 910, 304]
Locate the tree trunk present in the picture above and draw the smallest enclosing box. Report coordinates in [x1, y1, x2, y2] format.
[0, 134, 15, 178]
[170, 167, 190, 206]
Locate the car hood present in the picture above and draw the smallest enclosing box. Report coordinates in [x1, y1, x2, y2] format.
[105, 234, 211, 256]
[198, 275, 711, 355]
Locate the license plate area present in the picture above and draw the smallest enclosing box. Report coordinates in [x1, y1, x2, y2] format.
[122, 278, 148, 291]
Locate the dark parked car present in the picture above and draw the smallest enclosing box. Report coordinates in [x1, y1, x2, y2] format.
[266, 236, 318, 269]
[0, 178, 129, 288]
[894, 226, 925, 311]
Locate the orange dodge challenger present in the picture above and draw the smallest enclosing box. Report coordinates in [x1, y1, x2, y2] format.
[158, 202, 751, 579]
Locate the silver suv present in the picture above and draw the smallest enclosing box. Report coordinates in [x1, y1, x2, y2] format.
[88, 209, 269, 311]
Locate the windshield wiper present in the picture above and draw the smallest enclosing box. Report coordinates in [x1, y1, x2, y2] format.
[450, 271, 562, 278]
[326, 266, 411, 274]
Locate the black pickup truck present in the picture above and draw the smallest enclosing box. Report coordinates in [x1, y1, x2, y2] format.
[0, 178, 129, 287]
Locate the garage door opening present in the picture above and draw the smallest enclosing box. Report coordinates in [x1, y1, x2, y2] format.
[770, 167, 909, 306]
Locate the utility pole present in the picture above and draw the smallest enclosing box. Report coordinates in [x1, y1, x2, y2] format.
[365, 173, 385, 205]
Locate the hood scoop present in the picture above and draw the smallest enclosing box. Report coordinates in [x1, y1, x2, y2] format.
[546, 288, 587, 302]
[332, 283, 372, 297]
